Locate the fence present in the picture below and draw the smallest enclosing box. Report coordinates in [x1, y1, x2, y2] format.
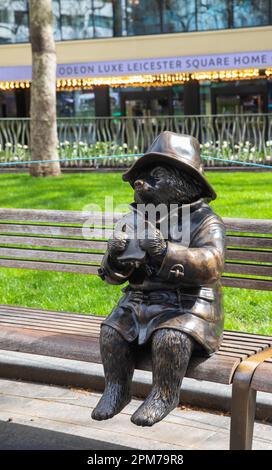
[0, 114, 272, 168]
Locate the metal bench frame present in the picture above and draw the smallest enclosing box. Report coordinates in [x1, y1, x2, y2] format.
[0, 208, 271, 450]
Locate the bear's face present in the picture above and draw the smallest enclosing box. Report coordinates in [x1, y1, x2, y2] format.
[133, 164, 204, 206]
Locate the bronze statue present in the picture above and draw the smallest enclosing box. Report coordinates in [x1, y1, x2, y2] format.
[92, 132, 225, 426]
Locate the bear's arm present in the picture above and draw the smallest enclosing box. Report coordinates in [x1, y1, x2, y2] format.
[98, 252, 134, 285]
[157, 217, 226, 286]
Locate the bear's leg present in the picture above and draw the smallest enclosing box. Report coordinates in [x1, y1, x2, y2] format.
[131, 328, 194, 427]
[92, 325, 135, 421]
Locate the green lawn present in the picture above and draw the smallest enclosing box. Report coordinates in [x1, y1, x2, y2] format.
[0, 171, 271, 335]
[1, 171, 271, 218]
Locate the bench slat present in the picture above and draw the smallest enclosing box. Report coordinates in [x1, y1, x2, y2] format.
[0, 235, 107, 251]
[224, 331, 272, 343]
[0, 224, 112, 239]
[0, 208, 119, 225]
[251, 362, 272, 393]
[221, 341, 263, 353]
[218, 346, 257, 355]
[224, 262, 272, 277]
[0, 247, 103, 264]
[223, 336, 271, 346]
[0, 319, 98, 338]
[226, 249, 272, 263]
[0, 312, 102, 331]
[0, 259, 100, 274]
[0, 304, 103, 322]
[223, 218, 272, 234]
[222, 276, 272, 291]
[227, 236, 272, 250]
[1, 211, 271, 234]
[215, 350, 249, 359]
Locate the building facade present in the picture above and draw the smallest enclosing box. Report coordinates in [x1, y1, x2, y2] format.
[0, 0, 272, 118]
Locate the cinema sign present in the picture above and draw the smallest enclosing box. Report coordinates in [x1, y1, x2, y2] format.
[1, 50, 272, 81]
[57, 51, 272, 78]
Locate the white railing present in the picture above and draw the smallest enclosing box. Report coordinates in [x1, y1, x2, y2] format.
[0, 114, 272, 167]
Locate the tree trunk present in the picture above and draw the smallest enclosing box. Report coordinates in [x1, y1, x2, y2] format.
[29, 0, 61, 177]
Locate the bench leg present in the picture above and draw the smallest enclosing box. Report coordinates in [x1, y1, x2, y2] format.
[229, 347, 272, 450]
[230, 380, 256, 450]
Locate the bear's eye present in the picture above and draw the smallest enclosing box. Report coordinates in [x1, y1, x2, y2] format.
[150, 167, 164, 180]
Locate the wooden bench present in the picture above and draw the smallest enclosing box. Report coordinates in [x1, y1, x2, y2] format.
[0, 208, 271, 450]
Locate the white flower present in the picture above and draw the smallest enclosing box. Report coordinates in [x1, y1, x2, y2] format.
[251, 146, 256, 152]
[204, 142, 210, 148]
[222, 142, 228, 148]
[123, 143, 128, 149]
[5, 142, 12, 148]
[64, 140, 70, 146]
[17, 143, 22, 149]
[23, 145, 28, 149]
[266, 140, 272, 146]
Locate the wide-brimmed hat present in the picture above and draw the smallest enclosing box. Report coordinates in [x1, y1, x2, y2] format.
[122, 131, 216, 201]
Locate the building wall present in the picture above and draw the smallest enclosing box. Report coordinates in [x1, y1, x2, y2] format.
[1, 26, 272, 67]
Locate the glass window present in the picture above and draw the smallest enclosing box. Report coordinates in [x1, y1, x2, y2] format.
[172, 85, 184, 115]
[268, 82, 272, 113]
[74, 89, 95, 116]
[57, 90, 95, 117]
[59, 0, 93, 40]
[200, 82, 211, 115]
[163, 0, 196, 33]
[0, 0, 29, 43]
[52, 0, 61, 41]
[233, 0, 270, 28]
[59, 0, 113, 40]
[110, 88, 122, 116]
[197, 0, 230, 31]
[125, 0, 162, 36]
[93, 0, 113, 37]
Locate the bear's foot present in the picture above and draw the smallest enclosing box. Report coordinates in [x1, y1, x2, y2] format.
[131, 388, 179, 427]
[91, 384, 131, 421]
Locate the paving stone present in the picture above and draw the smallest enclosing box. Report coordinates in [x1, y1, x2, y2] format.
[0, 378, 271, 450]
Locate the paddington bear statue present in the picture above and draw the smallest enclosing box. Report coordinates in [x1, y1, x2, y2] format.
[92, 131, 225, 427]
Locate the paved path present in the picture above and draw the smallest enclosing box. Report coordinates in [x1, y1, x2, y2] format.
[0, 378, 271, 450]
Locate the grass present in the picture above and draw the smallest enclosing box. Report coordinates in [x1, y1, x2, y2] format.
[0, 171, 271, 335]
[0, 171, 271, 218]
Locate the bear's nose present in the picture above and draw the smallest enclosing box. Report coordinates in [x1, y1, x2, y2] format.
[134, 179, 144, 190]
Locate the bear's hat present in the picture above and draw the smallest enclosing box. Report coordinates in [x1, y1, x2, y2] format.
[122, 131, 216, 201]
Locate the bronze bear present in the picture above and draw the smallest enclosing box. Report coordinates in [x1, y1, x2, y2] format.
[92, 132, 225, 427]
